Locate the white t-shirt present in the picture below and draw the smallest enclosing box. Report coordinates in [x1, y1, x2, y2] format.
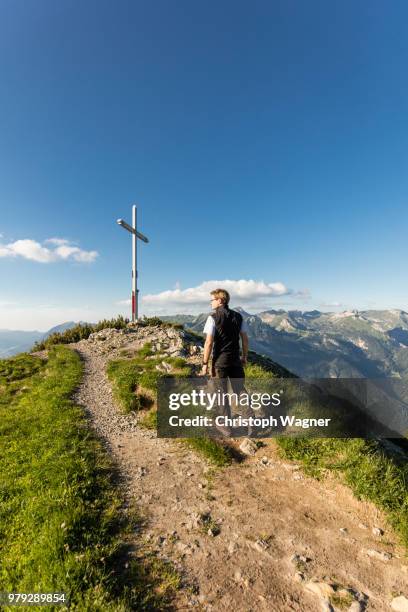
[203, 314, 248, 336]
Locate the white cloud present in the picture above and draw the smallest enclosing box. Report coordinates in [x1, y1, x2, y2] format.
[142, 279, 299, 308]
[44, 237, 71, 246]
[0, 238, 98, 263]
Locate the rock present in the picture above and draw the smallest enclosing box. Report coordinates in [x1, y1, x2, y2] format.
[366, 548, 392, 561]
[320, 602, 335, 612]
[175, 541, 191, 555]
[290, 553, 311, 564]
[340, 527, 348, 534]
[261, 456, 269, 464]
[358, 523, 368, 530]
[294, 572, 305, 582]
[372, 527, 384, 536]
[208, 525, 219, 537]
[304, 581, 335, 598]
[253, 539, 269, 552]
[391, 595, 408, 611]
[239, 438, 258, 456]
[161, 360, 172, 372]
[348, 601, 365, 612]
[228, 541, 237, 554]
[234, 569, 242, 582]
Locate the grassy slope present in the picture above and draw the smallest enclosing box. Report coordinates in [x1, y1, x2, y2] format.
[0, 347, 179, 611]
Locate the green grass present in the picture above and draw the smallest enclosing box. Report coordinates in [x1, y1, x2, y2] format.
[106, 358, 143, 412]
[276, 437, 408, 549]
[0, 347, 180, 610]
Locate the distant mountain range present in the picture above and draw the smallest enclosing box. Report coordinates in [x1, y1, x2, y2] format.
[3, 309, 408, 381]
[163, 309, 408, 379]
[0, 322, 81, 358]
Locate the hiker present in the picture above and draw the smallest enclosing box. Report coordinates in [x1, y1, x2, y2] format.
[200, 288, 250, 435]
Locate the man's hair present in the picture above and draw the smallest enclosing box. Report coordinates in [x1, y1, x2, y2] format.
[210, 288, 230, 305]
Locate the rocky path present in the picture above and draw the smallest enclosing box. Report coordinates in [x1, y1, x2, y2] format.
[72, 341, 408, 612]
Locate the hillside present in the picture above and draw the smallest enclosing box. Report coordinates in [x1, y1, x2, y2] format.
[29, 321, 408, 608]
[164, 309, 408, 379]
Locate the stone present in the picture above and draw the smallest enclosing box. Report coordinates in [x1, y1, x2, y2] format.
[366, 548, 392, 561]
[340, 527, 348, 534]
[228, 541, 237, 554]
[372, 527, 384, 536]
[290, 553, 310, 564]
[234, 569, 242, 582]
[239, 438, 258, 456]
[253, 539, 269, 552]
[294, 572, 305, 582]
[391, 596, 408, 612]
[175, 541, 191, 555]
[320, 602, 335, 612]
[348, 602, 364, 612]
[304, 581, 335, 598]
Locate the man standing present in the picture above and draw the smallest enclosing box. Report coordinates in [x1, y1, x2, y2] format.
[201, 289, 249, 433]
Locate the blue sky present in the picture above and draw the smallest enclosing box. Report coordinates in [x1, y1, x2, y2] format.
[0, 0, 407, 330]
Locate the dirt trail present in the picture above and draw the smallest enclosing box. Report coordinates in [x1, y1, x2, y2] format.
[72, 341, 408, 612]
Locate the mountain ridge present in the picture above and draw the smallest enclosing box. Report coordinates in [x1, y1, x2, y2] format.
[162, 308, 408, 379]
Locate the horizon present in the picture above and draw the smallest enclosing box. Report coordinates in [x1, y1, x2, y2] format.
[1, 2, 407, 329]
[2, 305, 408, 334]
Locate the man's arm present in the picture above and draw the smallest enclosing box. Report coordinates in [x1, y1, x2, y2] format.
[201, 315, 215, 375]
[240, 331, 249, 366]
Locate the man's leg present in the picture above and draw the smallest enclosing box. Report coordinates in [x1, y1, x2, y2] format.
[214, 366, 232, 419]
[227, 364, 254, 436]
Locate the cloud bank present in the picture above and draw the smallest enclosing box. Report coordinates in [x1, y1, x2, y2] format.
[0, 238, 98, 263]
[141, 279, 306, 311]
